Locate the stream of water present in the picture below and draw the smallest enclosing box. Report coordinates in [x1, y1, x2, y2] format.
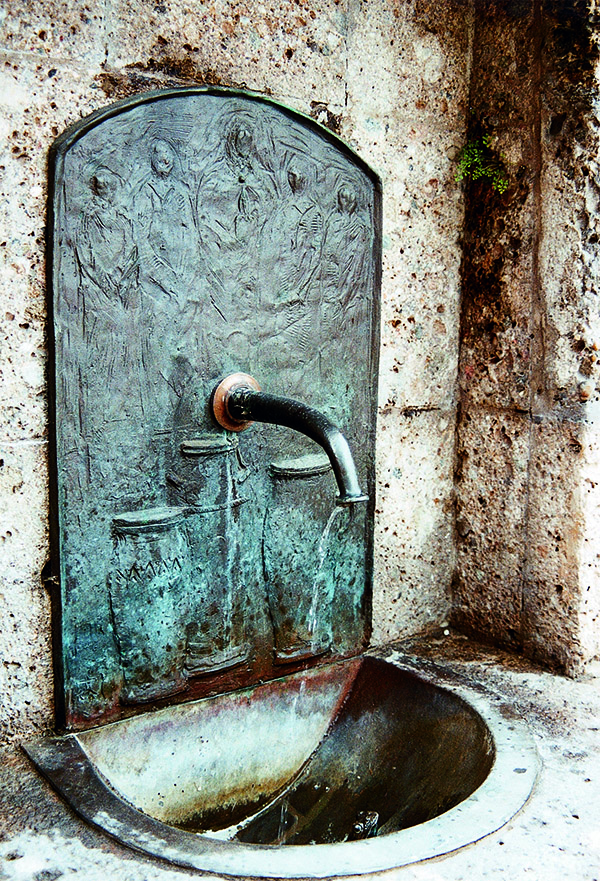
[307, 505, 345, 648]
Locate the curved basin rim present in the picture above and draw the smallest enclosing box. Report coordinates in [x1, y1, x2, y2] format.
[23, 656, 539, 879]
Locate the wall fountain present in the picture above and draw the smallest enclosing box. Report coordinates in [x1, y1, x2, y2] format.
[24, 87, 537, 878]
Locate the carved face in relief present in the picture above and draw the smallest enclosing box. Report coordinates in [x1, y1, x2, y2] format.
[226, 125, 254, 162]
[337, 184, 357, 215]
[287, 167, 307, 195]
[150, 139, 176, 178]
[89, 167, 120, 205]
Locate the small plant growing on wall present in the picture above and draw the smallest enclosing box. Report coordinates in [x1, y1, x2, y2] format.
[455, 134, 509, 194]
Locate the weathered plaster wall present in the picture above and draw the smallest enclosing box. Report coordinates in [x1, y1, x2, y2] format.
[0, 0, 469, 742]
[351, 1, 469, 643]
[453, 0, 600, 675]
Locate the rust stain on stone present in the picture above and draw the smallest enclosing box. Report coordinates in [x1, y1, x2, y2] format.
[96, 65, 257, 102]
[309, 102, 342, 135]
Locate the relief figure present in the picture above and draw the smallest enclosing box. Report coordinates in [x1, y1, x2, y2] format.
[74, 164, 145, 428]
[320, 182, 371, 323]
[261, 160, 323, 307]
[195, 115, 279, 340]
[133, 139, 198, 308]
[75, 166, 139, 352]
[130, 139, 203, 427]
[196, 120, 278, 253]
[257, 160, 323, 392]
[319, 182, 372, 388]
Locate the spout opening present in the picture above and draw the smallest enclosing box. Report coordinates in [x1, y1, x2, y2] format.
[336, 493, 369, 507]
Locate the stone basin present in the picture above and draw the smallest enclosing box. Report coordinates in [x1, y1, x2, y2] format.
[24, 655, 538, 879]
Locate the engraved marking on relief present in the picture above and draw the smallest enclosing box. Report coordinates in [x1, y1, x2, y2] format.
[107, 510, 190, 704]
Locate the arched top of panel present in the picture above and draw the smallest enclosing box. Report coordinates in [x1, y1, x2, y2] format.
[49, 86, 382, 192]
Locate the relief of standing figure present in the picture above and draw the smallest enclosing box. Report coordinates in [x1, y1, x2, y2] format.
[74, 165, 143, 424]
[131, 139, 202, 425]
[193, 115, 279, 358]
[75, 166, 139, 340]
[258, 158, 324, 394]
[320, 181, 372, 337]
[133, 138, 198, 309]
[196, 121, 278, 255]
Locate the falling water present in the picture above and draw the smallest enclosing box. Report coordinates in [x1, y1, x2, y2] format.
[307, 505, 345, 648]
[291, 676, 306, 718]
[276, 797, 289, 844]
[223, 449, 235, 650]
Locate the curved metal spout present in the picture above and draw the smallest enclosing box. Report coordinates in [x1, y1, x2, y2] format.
[212, 375, 368, 507]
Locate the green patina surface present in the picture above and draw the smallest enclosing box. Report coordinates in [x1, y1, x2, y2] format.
[48, 87, 381, 729]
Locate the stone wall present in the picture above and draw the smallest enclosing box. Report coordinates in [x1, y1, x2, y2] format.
[0, 0, 469, 742]
[453, 0, 600, 675]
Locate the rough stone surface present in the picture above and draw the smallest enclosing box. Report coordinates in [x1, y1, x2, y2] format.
[342, 0, 469, 650]
[451, 1, 542, 663]
[538, 0, 600, 416]
[0, 1, 106, 65]
[344, 0, 466, 411]
[453, 0, 600, 674]
[534, 0, 600, 672]
[453, 407, 530, 647]
[457, 2, 538, 412]
[523, 419, 587, 672]
[0, 441, 53, 747]
[580, 424, 600, 661]
[372, 407, 455, 644]
[105, 0, 348, 107]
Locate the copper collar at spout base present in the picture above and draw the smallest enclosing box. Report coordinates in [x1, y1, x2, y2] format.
[211, 372, 261, 432]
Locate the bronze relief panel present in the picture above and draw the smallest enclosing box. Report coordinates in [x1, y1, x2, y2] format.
[48, 88, 381, 729]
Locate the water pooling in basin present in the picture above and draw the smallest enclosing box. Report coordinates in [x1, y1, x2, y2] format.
[24, 655, 538, 878]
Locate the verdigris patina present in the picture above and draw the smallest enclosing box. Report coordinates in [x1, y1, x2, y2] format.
[47, 87, 381, 729]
